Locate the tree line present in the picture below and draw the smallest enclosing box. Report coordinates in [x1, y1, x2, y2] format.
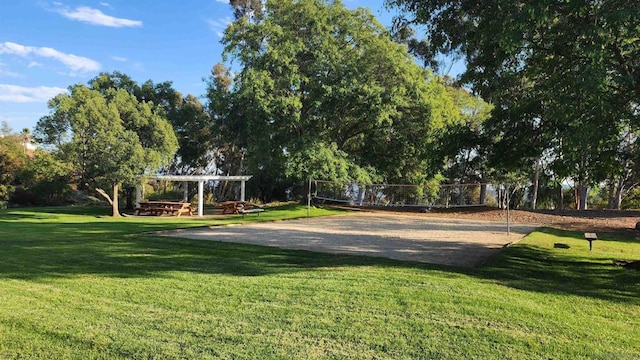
[1, 0, 638, 212]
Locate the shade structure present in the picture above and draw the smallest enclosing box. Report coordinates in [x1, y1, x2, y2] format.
[139, 175, 252, 216]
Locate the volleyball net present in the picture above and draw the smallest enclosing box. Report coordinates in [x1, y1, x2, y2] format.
[311, 180, 501, 209]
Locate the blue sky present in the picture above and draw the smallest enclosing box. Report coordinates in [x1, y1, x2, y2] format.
[0, 1, 403, 132]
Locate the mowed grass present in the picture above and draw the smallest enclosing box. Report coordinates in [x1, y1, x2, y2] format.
[0, 206, 639, 359]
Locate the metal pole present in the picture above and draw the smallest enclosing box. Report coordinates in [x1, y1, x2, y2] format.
[506, 183, 511, 235]
[307, 178, 311, 218]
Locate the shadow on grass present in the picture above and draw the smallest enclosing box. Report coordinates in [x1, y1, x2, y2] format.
[6, 205, 113, 217]
[1, 212, 638, 305]
[474, 227, 640, 304]
[554, 243, 571, 249]
[0, 208, 408, 281]
[0, 224, 415, 280]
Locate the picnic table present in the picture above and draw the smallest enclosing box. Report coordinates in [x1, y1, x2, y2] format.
[135, 201, 193, 217]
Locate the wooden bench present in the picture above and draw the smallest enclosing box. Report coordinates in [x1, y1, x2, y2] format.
[240, 208, 265, 217]
[220, 201, 264, 216]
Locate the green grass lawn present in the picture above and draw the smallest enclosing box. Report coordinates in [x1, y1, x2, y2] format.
[0, 205, 639, 359]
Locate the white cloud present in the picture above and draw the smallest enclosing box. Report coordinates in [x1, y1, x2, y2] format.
[0, 84, 67, 103]
[0, 41, 101, 74]
[27, 61, 42, 68]
[0, 69, 20, 78]
[0, 63, 20, 78]
[111, 56, 127, 62]
[207, 17, 232, 38]
[57, 6, 142, 28]
[100, 2, 112, 8]
[215, 0, 229, 3]
[0, 42, 30, 56]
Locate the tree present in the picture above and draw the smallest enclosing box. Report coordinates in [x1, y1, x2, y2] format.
[229, 0, 263, 21]
[434, 84, 493, 184]
[0, 125, 28, 205]
[17, 150, 73, 205]
[220, 0, 458, 200]
[35, 85, 178, 216]
[206, 63, 249, 200]
[168, 94, 214, 174]
[387, 0, 640, 209]
[1, 121, 13, 136]
[89, 72, 212, 175]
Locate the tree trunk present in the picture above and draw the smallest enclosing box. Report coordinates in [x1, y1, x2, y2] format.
[531, 159, 539, 210]
[112, 183, 121, 217]
[480, 184, 487, 205]
[579, 181, 588, 211]
[556, 184, 563, 213]
[614, 177, 624, 210]
[615, 188, 623, 210]
[125, 187, 134, 210]
[457, 152, 470, 206]
[500, 186, 508, 209]
[607, 180, 616, 209]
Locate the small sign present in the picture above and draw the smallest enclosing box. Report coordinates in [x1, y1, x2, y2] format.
[584, 233, 597, 251]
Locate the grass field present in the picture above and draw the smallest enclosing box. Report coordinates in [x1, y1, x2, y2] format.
[0, 205, 639, 359]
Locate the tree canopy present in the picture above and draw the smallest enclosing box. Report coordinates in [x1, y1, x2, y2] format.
[89, 71, 213, 174]
[387, 0, 640, 209]
[217, 0, 459, 200]
[35, 84, 178, 216]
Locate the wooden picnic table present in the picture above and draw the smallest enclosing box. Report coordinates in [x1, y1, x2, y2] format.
[135, 201, 193, 217]
[221, 201, 245, 214]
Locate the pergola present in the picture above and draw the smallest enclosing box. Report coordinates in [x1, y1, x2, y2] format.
[137, 175, 253, 216]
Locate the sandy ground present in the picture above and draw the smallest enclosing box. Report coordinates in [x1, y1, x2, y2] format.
[161, 212, 539, 267]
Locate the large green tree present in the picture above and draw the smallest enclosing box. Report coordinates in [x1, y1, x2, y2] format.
[89, 72, 213, 175]
[388, 0, 640, 209]
[433, 84, 493, 184]
[35, 85, 178, 216]
[206, 63, 250, 200]
[219, 0, 458, 200]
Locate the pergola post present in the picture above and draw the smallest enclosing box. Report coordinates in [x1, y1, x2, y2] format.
[240, 180, 246, 202]
[182, 181, 188, 202]
[198, 180, 204, 217]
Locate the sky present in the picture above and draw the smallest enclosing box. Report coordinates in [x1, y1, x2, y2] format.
[0, 1, 405, 133]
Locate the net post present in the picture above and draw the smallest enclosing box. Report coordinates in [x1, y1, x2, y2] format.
[307, 178, 312, 218]
[506, 183, 511, 235]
